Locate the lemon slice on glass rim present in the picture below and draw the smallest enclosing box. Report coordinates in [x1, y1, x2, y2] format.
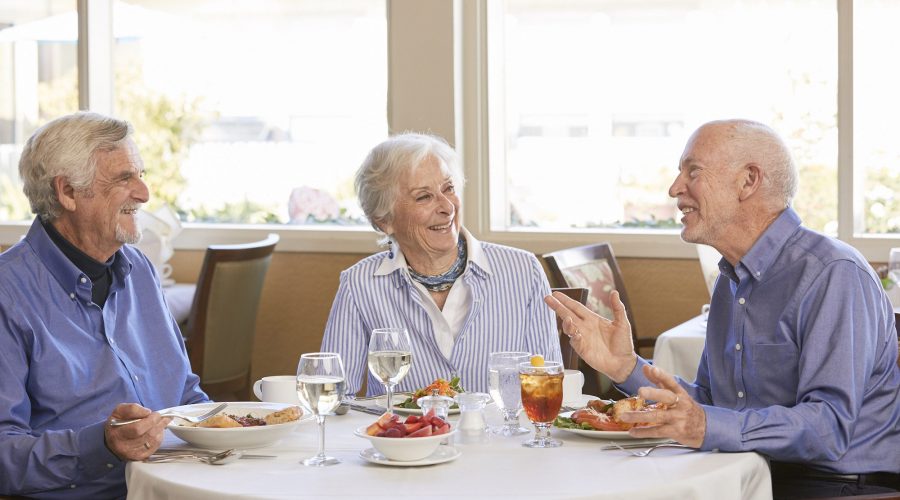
[529, 354, 545, 367]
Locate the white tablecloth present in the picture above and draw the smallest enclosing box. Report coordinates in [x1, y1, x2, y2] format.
[126, 403, 771, 500]
[653, 315, 707, 381]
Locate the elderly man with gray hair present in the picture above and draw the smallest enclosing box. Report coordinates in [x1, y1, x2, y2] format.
[0, 111, 207, 499]
[546, 119, 899, 498]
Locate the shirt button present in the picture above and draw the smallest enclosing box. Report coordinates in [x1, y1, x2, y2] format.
[69, 292, 75, 299]
[737, 391, 745, 398]
[80, 277, 87, 283]
[738, 298, 746, 305]
[107, 463, 114, 469]
[134, 375, 139, 381]
[109, 339, 116, 345]
[70, 485, 76, 489]
[735, 343, 742, 351]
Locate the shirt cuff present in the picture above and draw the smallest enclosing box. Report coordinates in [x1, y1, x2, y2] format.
[699, 404, 743, 451]
[75, 420, 123, 481]
[615, 357, 652, 395]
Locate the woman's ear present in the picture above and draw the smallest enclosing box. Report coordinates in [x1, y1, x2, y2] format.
[53, 176, 78, 212]
[738, 163, 763, 202]
[374, 217, 393, 236]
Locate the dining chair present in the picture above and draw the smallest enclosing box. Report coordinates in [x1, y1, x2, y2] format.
[550, 286, 616, 399]
[184, 233, 279, 401]
[543, 243, 656, 358]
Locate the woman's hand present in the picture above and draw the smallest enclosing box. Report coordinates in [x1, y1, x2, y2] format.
[543, 290, 637, 382]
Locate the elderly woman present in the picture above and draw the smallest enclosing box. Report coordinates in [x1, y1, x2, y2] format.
[321, 133, 561, 395]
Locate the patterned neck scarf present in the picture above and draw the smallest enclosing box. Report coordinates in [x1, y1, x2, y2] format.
[407, 236, 467, 292]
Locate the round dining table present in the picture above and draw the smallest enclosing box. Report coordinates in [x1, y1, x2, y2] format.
[126, 401, 772, 500]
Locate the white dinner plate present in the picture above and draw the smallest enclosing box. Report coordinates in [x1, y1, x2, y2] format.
[165, 402, 311, 449]
[359, 446, 460, 467]
[553, 411, 669, 442]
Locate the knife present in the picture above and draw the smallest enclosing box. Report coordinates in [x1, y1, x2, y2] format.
[346, 403, 385, 416]
[155, 448, 277, 459]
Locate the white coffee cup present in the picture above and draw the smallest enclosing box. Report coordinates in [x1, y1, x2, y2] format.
[253, 375, 300, 405]
[563, 369, 585, 405]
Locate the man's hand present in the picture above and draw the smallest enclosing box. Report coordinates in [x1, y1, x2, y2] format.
[543, 290, 637, 382]
[618, 365, 706, 448]
[104, 403, 171, 461]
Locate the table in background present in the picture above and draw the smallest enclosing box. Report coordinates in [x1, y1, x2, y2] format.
[126, 403, 772, 500]
[653, 314, 707, 381]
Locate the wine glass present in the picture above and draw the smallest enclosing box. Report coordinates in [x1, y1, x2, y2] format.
[518, 360, 564, 448]
[296, 352, 346, 466]
[487, 351, 531, 436]
[368, 327, 412, 414]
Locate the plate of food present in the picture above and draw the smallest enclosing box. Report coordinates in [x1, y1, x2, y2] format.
[386, 377, 465, 415]
[553, 396, 673, 441]
[166, 402, 310, 449]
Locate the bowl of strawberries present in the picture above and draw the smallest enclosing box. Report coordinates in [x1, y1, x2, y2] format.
[354, 409, 455, 461]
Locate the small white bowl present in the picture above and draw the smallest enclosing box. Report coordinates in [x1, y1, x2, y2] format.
[354, 425, 456, 462]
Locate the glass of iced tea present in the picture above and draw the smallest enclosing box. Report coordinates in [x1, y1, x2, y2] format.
[517, 360, 564, 448]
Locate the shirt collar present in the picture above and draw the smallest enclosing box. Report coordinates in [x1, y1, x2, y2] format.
[24, 217, 134, 296]
[374, 227, 492, 279]
[723, 207, 802, 283]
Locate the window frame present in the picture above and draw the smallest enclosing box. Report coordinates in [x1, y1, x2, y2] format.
[1, 0, 897, 261]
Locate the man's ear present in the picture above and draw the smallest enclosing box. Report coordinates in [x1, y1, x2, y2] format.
[53, 176, 77, 212]
[738, 163, 763, 202]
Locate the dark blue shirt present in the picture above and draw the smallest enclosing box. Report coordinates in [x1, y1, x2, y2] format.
[0, 218, 207, 498]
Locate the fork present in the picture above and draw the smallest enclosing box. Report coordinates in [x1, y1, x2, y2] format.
[145, 449, 236, 464]
[109, 402, 228, 427]
[605, 441, 689, 457]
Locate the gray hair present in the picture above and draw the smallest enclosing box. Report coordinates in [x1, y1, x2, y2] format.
[355, 132, 464, 239]
[711, 119, 798, 209]
[19, 111, 133, 221]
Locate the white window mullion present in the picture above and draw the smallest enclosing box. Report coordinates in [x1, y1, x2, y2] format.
[77, 0, 113, 114]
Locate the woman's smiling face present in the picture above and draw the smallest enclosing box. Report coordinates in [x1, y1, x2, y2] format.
[380, 155, 461, 269]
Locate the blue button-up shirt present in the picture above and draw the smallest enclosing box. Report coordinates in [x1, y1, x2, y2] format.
[621, 208, 900, 474]
[0, 218, 207, 499]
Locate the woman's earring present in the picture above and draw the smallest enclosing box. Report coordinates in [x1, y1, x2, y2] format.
[388, 241, 394, 259]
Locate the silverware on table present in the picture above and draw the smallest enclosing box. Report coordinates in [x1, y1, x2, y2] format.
[110, 402, 228, 427]
[601, 441, 689, 457]
[345, 403, 385, 415]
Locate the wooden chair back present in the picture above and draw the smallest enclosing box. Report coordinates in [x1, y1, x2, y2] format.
[543, 243, 655, 358]
[185, 234, 279, 401]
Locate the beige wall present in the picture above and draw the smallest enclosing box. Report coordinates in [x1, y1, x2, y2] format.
[168, 249, 711, 384]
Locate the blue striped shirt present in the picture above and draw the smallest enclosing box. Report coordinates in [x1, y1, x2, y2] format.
[321, 231, 561, 395]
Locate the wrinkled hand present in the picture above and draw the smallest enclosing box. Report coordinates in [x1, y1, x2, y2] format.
[543, 290, 637, 382]
[104, 403, 171, 461]
[618, 365, 706, 448]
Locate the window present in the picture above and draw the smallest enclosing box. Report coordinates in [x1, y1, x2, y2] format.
[489, 0, 839, 234]
[855, 0, 900, 234]
[0, 0, 78, 221]
[0, 0, 385, 227]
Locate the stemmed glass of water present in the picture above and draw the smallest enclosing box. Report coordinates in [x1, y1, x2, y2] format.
[488, 351, 531, 436]
[889, 248, 900, 284]
[368, 327, 412, 414]
[296, 352, 346, 466]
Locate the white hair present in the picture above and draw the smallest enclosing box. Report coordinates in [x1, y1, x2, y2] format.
[19, 111, 133, 221]
[355, 132, 464, 241]
[709, 119, 798, 208]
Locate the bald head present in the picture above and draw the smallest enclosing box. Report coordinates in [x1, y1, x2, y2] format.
[691, 119, 798, 209]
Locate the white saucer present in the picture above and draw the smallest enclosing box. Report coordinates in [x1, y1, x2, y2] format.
[359, 446, 461, 467]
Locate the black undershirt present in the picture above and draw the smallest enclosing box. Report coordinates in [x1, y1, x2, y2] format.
[41, 219, 114, 308]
